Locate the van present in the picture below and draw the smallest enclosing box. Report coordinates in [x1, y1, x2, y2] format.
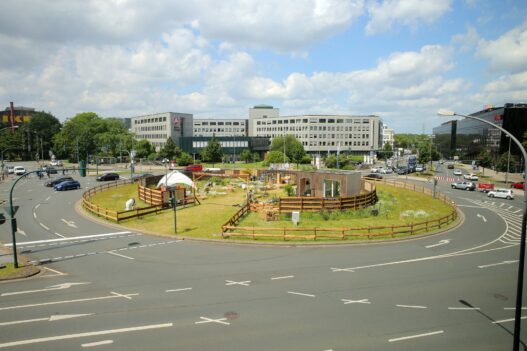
[184, 164, 203, 172]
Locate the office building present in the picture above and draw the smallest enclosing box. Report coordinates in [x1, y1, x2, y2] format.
[131, 112, 193, 150]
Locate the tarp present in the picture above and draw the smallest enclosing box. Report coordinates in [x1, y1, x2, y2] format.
[156, 171, 195, 189]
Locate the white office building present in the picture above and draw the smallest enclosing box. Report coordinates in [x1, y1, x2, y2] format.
[131, 112, 193, 150]
[193, 118, 248, 137]
[382, 125, 395, 148]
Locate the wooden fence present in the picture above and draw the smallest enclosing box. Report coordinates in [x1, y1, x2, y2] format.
[221, 178, 457, 241]
[138, 185, 165, 205]
[278, 190, 377, 213]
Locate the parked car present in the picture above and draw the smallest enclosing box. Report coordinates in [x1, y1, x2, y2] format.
[50, 160, 63, 167]
[453, 169, 463, 176]
[415, 165, 426, 172]
[447, 164, 455, 169]
[42, 166, 58, 174]
[451, 181, 476, 191]
[6, 166, 14, 174]
[13, 166, 26, 176]
[96, 173, 119, 181]
[370, 166, 380, 173]
[396, 167, 408, 175]
[380, 167, 393, 174]
[488, 188, 514, 200]
[365, 173, 383, 180]
[45, 176, 74, 187]
[463, 173, 479, 181]
[511, 182, 525, 190]
[477, 182, 495, 193]
[54, 180, 81, 191]
[184, 164, 203, 172]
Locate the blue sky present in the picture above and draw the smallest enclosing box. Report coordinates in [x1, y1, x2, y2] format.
[0, 0, 526, 133]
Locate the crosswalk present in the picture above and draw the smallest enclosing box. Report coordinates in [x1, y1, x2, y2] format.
[463, 198, 523, 245]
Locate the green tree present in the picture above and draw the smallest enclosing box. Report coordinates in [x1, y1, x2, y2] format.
[133, 139, 154, 159]
[201, 135, 224, 166]
[267, 150, 289, 164]
[159, 137, 177, 160]
[497, 152, 518, 172]
[252, 152, 260, 163]
[380, 142, 393, 160]
[478, 149, 493, 168]
[239, 149, 252, 163]
[27, 112, 62, 161]
[177, 152, 193, 166]
[270, 135, 306, 163]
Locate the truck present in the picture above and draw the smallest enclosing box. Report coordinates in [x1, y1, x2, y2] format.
[477, 182, 494, 193]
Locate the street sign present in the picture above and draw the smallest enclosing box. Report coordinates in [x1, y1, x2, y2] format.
[2, 206, 19, 217]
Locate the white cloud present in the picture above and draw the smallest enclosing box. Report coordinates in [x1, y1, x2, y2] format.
[471, 71, 527, 104]
[365, 0, 452, 35]
[476, 20, 527, 73]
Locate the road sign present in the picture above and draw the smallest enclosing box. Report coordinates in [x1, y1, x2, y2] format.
[2, 206, 19, 217]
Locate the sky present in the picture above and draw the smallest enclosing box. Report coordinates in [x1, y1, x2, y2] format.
[0, 0, 526, 133]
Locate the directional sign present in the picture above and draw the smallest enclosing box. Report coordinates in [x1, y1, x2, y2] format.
[2, 206, 19, 217]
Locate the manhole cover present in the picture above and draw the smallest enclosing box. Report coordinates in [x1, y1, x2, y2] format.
[494, 293, 508, 301]
[224, 311, 239, 320]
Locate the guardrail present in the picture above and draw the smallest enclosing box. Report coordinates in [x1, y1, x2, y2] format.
[221, 178, 457, 240]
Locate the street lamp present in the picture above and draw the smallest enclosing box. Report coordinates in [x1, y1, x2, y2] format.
[505, 134, 512, 185]
[438, 109, 527, 350]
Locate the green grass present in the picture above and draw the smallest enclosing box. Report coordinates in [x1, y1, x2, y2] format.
[0, 263, 40, 280]
[84, 182, 456, 242]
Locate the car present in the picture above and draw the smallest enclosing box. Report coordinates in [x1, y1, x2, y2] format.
[488, 188, 514, 200]
[42, 166, 58, 174]
[396, 167, 408, 175]
[463, 173, 479, 181]
[447, 164, 455, 169]
[6, 166, 14, 174]
[511, 182, 525, 190]
[380, 167, 393, 174]
[370, 166, 380, 173]
[50, 160, 63, 167]
[54, 180, 81, 191]
[451, 181, 476, 191]
[184, 164, 203, 172]
[13, 166, 26, 176]
[45, 176, 74, 187]
[453, 169, 463, 176]
[365, 173, 383, 180]
[96, 173, 120, 181]
[415, 165, 426, 172]
[132, 173, 154, 180]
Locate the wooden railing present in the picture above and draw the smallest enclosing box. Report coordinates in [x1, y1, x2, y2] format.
[138, 185, 165, 205]
[222, 202, 251, 228]
[221, 178, 457, 241]
[278, 190, 377, 213]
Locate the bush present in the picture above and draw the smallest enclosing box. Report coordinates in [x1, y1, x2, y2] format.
[284, 184, 295, 196]
[210, 176, 226, 186]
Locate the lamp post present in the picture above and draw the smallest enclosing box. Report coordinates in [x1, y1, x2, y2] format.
[506, 134, 512, 185]
[438, 109, 527, 350]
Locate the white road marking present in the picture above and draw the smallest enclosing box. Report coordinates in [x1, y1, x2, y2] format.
[425, 239, 450, 248]
[1, 282, 90, 297]
[271, 275, 294, 280]
[110, 291, 134, 300]
[4, 231, 133, 247]
[166, 288, 192, 293]
[45, 196, 51, 201]
[16, 229, 26, 236]
[287, 291, 316, 298]
[342, 299, 370, 304]
[0, 292, 139, 311]
[0, 323, 172, 349]
[396, 304, 427, 309]
[35, 204, 40, 210]
[504, 307, 527, 310]
[82, 340, 114, 348]
[493, 316, 527, 324]
[107, 251, 134, 260]
[225, 280, 251, 286]
[477, 213, 487, 222]
[54, 232, 66, 238]
[478, 260, 518, 268]
[389, 330, 444, 342]
[448, 307, 480, 310]
[33, 212, 36, 219]
[195, 317, 230, 326]
[39, 222, 50, 231]
[41, 266, 66, 276]
[331, 267, 355, 273]
[61, 218, 78, 228]
[0, 314, 92, 326]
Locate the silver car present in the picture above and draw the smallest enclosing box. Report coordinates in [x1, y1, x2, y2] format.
[487, 188, 514, 200]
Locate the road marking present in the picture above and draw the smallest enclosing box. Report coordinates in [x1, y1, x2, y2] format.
[0, 323, 172, 349]
[166, 288, 192, 293]
[389, 330, 444, 342]
[45, 196, 51, 201]
[493, 316, 527, 324]
[448, 307, 480, 310]
[4, 231, 133, 247]
[195, 317, 230, 326]
[271, 275, 294, 280]
[0, 314, 92, 326]
[342, 299, 370, 304]
[477, 213, 487, 222]
[396, 304, 427, 309]
[1, 282, 90, 297]
[478, 260, 518, 268]
[61, 218, 78, 228]
[54, 232, 66, 238]
[35, 204, 40, 210]
[504, 307, 527, 310]
[107, 251, 134, 260]
[41, 266, 66, 276]
[33, 212, 36, 219]
[0, 291, 139, 311]
[225, 280, 251, 286]
[287, 291, 315, 298]
[39, 222, 50, 230]
[331, 267, 355, 273]
[16, 229, 26, 236]
[425, 239, 450, 248]
[82, 340, 114, 348]
[110, 291, 134, 300]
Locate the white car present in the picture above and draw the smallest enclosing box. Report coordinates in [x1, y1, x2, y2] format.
[370, 167, 380, 173]
[380, 167, 393, 174]
[50, 160, 62, 167]
[13, 166, 26, 176]
[453, 169, 463, 176]
[463, 173, 478, 181]
[487, 188, 514, 200]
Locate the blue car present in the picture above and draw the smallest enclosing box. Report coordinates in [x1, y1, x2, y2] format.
[54, 180, 81, 191]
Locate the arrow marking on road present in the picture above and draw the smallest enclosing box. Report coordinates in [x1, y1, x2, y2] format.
[16, 229, 26, 236]
[478, 260, 518, 269]
[61, 218, 78, 228]
[1, 282, 90, 297]
[425, 239, 450, 249]
[0, 314, 92, 326]
[477, 213, 487, 222]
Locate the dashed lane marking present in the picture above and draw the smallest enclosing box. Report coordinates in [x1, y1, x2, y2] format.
[287, 291, 315, 298]
[107, 251, 134, 260]
[389, 330, 444, 343]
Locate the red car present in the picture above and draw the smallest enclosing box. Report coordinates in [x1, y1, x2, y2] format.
[511, 182, 525, 190]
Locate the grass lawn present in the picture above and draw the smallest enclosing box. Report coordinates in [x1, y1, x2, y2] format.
[0, 263, 40, 281]
[84, 182, 456, 242]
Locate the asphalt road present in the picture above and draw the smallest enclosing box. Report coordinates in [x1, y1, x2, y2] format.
[0, 161, 525, 350]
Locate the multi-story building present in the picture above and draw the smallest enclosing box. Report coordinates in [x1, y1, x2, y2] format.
[193, 118, 248, 137]
[433, 103, 527, 160]
[382, 125, 395, 148]
[130, 112, 193, 151]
